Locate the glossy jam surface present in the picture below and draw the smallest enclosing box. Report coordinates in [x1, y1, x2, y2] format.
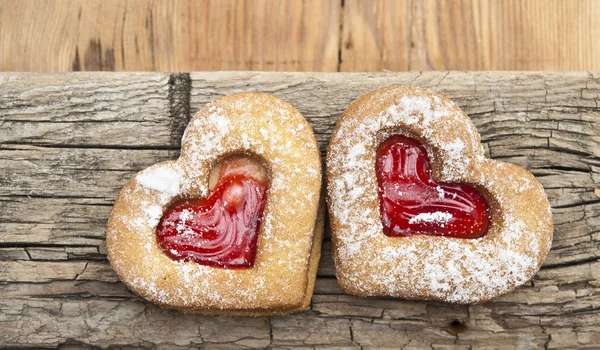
[375, 135, 491, 238]
[156, 156, 268, 268]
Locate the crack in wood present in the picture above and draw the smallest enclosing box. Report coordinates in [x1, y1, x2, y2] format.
[167, 72, 192, 147]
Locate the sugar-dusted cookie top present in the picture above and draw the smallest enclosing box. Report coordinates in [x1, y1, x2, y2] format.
[107, 93, 322, 314]
[327, 86, 553, 303]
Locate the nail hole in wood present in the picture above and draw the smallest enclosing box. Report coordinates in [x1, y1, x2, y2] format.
[448, 319, 468, 335]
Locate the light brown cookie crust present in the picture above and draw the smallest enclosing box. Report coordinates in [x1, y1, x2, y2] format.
[107, 93, 322, 315]
[326, 86, 553, 304]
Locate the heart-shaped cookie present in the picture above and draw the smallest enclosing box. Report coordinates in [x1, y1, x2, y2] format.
[107, 93, 323, 315]
[326, 86, 553, 303]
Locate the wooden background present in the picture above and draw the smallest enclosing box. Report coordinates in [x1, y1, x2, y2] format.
[1, 0, 600, 72]
[1, 71, 600, 348]
[2, 0, 600, 348]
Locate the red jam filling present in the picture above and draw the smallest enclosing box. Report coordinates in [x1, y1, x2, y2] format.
[375, 135, 491, 238]
[156, 156, 268, 268]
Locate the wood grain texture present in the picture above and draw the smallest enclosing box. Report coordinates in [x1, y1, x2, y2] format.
[1, 71, 600, 348]
[2, 0, 600, 72]
[341, 0, 600, 71]
[0, 0, 340, 72]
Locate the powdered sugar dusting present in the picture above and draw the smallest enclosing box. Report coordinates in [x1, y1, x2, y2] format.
[408, 212, 452, 225]
[107, 93, 321, 311]
[137, 165, 182, 204]
[144, 205, 164, 228]
[327, 86, 553, 303]
[440, 138, 466, 179]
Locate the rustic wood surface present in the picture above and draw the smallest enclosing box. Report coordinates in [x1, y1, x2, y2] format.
[340, 0, 600, 71]
[0, 0, 341, 72]
[1, 71, 600, 349]
[2, 0, 600, 72]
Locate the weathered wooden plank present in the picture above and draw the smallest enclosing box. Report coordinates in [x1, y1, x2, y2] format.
[0, 298, 271, 349]
[0, 144, 178, 198]
[5, 71, 599, 155]
[1, 71, 599, 349]
[0, 279, 596, 348]
[0, 72, 189, 147]
[0, 196, 111, 246]
[0, 143, 177, 247]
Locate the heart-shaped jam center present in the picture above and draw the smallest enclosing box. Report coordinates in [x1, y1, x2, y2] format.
[156, 156, 268, 268]
[375, 135, 490, 238]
